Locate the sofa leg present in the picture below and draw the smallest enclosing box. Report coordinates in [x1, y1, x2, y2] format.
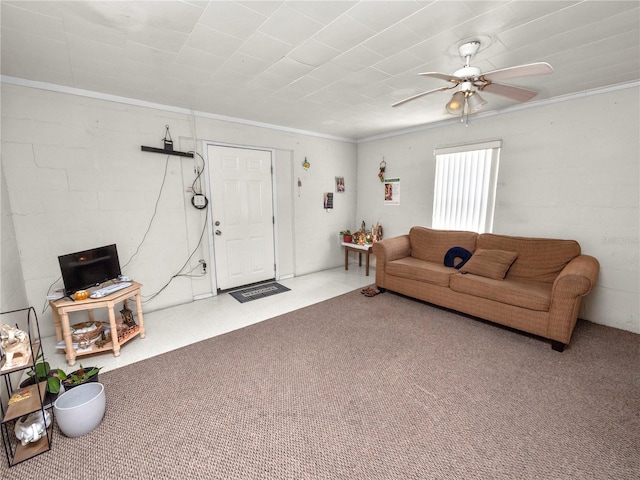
[551, 341, 565, 352]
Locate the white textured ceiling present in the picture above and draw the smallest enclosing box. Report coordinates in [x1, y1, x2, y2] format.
[1, 1, 639, 139]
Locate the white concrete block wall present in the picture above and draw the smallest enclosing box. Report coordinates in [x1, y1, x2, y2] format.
[356, 87, 639, 334]
[1, 165, 29, 312]
[3, 82, 637, 334]
[2, 84, 357, 338]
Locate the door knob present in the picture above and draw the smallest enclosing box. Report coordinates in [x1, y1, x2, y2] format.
[215, 221, 220, 226]
[215, 230, 222, 236]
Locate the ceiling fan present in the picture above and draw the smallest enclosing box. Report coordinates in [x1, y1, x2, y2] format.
[392, 40, 553, 117]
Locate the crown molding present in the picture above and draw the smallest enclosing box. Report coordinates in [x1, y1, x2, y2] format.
[0, 75, 356, 144]
[357, 81, 640, 143]
[3, 75, 637, 145]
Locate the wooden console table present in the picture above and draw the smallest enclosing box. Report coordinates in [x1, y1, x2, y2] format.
[342, 242, 374, 276]
[49, 281, 145, 366]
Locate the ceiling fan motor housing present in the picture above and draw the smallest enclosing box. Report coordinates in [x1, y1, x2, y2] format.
[458, 41, 481, 58]
[454, 66, 481, 81]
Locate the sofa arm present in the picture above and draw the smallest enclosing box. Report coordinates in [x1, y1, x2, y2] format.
[372, 235, 411, 288]
[552, 255, 600, 297]
[547, 255, 600, 344]
[373, 235, 411, 264]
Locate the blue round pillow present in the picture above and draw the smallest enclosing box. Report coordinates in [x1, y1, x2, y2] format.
[444, 246, 473, 269]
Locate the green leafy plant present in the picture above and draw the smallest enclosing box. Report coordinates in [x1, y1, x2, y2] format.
[26, 353, 62, 394]
[59, 364, 101, 387]
[339, 230, 351, 235]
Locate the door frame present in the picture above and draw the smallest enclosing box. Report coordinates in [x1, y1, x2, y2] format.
[202, 140, 280, 295]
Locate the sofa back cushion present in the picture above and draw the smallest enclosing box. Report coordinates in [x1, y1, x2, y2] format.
[477, 233, 581, 283]
[409, 227, 477, 264]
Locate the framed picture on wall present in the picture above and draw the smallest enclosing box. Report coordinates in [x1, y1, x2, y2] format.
[384, 178, 400, 205]
[335, 176, 345, 193]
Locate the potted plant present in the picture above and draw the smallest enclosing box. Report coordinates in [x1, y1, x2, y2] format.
[21, 353, 62, 393]
[59, 364, 101, 390]
[340, 230, 352, 243]
[20, 353, 63, 407]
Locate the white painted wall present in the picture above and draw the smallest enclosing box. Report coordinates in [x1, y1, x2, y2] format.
[274, 149, 295, 279]
[1, 164, 28, 311]
[1, 84, 357, 338]
[2, 83, 638, 336]
[0, 164, 31, 399]
[356, 87, 639, 334]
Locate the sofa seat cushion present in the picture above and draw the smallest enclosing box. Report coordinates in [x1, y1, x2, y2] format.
[450, 273, 552, 311]
[386, 257, 456, 287]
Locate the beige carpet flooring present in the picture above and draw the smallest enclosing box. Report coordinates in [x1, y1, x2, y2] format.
[2, 289, 638, 479]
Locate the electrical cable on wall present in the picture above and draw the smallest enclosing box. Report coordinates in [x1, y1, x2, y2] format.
[42, 153, 172, 313]
[188, 151, 208, 210]
[121, 155, 171, 270]
[44, 134, 211, 310]
[141, 148, 210, 303]
[142, 206, 209, 304]
[42, 275, 62, 314]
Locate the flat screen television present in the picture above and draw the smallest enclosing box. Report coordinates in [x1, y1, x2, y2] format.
[58, 244, 122, 295]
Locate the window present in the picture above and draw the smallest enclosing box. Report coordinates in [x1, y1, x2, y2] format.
[432, 140, 501, 233]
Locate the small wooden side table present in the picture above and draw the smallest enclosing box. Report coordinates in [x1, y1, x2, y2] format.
[341, 242, 374, 276]
[49, 281, 145, 366]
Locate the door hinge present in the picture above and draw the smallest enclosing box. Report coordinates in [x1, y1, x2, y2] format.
[273, 216, 275, 224]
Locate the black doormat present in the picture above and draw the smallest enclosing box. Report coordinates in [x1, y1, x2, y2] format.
[228, 282, 290, 303]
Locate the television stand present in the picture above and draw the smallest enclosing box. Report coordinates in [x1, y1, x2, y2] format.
[49, 281, 145, 366]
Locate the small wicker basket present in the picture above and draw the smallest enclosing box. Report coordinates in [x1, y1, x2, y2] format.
[70, 322, 103, 344]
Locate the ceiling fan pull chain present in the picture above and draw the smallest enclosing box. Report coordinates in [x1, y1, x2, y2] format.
[463, 98, 468, 125]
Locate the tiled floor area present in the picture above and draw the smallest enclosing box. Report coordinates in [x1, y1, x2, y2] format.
[41, 266, 375, 374]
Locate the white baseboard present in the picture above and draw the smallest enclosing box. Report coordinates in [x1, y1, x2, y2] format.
[193, 293, 214, 300]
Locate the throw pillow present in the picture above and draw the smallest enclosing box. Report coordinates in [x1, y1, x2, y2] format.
[443, 246, 473, 269]
[459, 249, 518, 280]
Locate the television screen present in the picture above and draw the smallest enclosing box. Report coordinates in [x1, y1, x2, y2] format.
[58, 244, 122, 295]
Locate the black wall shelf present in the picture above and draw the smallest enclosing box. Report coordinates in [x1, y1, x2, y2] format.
[141, 146, 194, 158]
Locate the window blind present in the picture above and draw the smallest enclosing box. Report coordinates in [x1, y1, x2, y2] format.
[432, 141, 501, 233]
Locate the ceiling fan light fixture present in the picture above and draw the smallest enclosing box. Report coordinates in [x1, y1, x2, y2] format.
[446, 91, 466, 114]
[392, 39, 552, 120]
[467, 91, 487, 112]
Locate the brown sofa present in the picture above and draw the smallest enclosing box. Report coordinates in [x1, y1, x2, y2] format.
[372, 227, 599, 351]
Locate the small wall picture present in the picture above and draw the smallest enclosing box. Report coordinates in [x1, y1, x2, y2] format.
[384, 178, 400, 205]
[324, 192, 334, 209]
[335, 177, 345, 193]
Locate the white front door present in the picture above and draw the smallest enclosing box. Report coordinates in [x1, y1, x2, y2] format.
[207, 145, 275, 290]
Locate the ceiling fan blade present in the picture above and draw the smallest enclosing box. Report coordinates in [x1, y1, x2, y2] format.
[391, 85, 456, 108]
[480, 62, 553, 83]
[418, 72, 463, 83]
[480, 82, 538, 103]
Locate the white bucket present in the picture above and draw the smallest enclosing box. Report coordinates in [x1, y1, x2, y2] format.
[54, 382, 105, 438]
